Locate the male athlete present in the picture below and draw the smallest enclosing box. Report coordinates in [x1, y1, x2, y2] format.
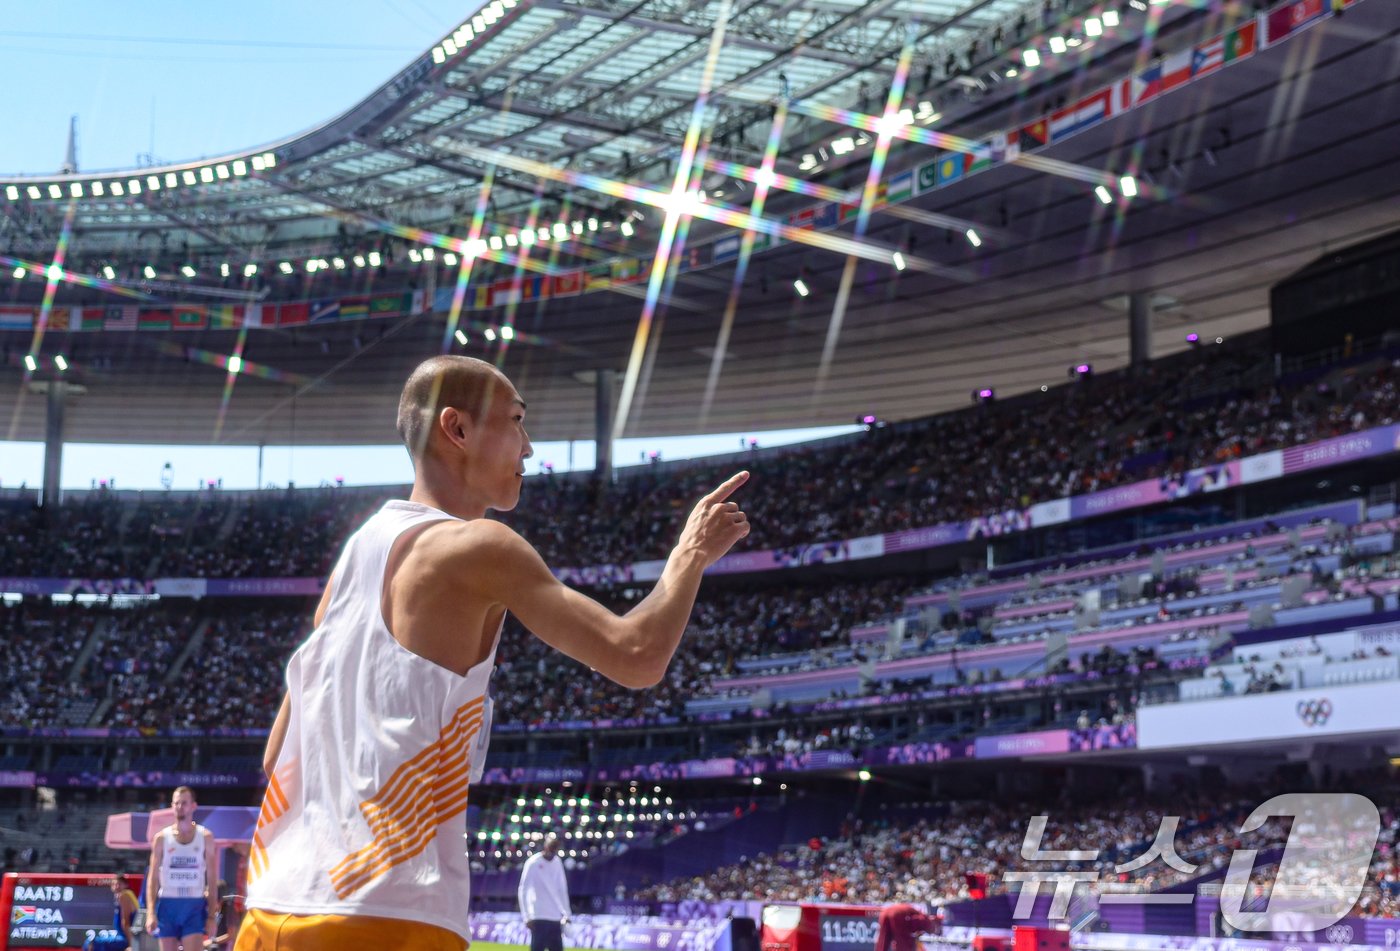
[147, 786, 218, 951]
[82, 875, 139, 951]
[238, 355, 750, 950]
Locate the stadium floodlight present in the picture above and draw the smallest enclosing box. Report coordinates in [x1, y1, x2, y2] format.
[102, 265, 116, 280]
[432, 47, 447, 64]
[752, 776, 762, 786]
[48, 184, 63, 198]
[352, 255, 366, 268]
[111, 181, 125, 196]
[128, 179, 142, 194]
[537, 227, 551, 242]
[793, 278, 810, 297]
[54, 355, 68, 371]
[571, 220, 583, 235]
[858, 769, 872, 782]
[422, 247, 435, 261]
[552, 222, 568, 240]
[1120, 175, 1138, 197]
[408, 249, 422, 263]
[232, 160, 247, 176]
[12, 266, 25, 279]
[199, 167, 214, 183]
[620, 221, 635, 237]
[181, 265, 196, 277]
[278, 262, 293, 274]
[484, 328, 497, 342]
[220, 262, 230, 277]
[1103, 9, 1121, 26]
[46, 264, 63, 281]
[215, 164, 230, 180]
[91, 181, 105, 197]
[24, 354, 37, 372]
[182, 170, 197, 186]
[244, 263, 258, 277]
[1085, 17, 1103, 36]
[1023, 48, 1041, 68]
[443, 252, 458, 266]
[368, 251, 382, 267]
[332, 257, 346, 270]
[305, 259, 318, 273]
[1095, 184, 1114, 204]
[1048, 35, 1067, 53]
[443, 38, 458, 56]
[251, 156, 266, 171]
[501, 325, 515, 341]
[146, 175, 160, 191]
[165, 172, 179, 188]
[262, 152, 277, 168]
[1041, 384, 1049, 392]
[27, 185, 41, 199]
[966, 229, 982, 247]
[69, 182, 83, 198]
[587, 217, 598, 231]
[892, 252, 906, 271]
[143, 265, 156, 279]
[473, 14, 486, 32]
[455, 329, 469, 346]
[228, 355, 243, 374]
[520, 229, 536, 246]
[831, 136, 855, 155]
[4, 185, 16, 200]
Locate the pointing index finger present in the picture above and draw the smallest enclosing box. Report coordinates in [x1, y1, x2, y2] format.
[705, 470, 750, 505]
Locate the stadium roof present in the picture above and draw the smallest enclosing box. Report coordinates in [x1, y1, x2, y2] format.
[0, 0, 1395, 445]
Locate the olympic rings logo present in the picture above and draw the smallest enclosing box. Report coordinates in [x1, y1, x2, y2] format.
[1296, 698, 1333, 727]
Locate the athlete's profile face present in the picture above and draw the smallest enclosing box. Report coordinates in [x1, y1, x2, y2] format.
[468, 380, 532, 512]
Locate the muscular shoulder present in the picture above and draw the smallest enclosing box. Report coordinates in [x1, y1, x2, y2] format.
[414, 518, 540, 578]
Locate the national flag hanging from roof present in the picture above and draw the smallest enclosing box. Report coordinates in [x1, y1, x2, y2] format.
[916, 160, 939, 194]
[138, 309, 171, 330]
[1049, 92, 1109, 143]
[1263, 0, 1324, 46]
[275, 302, 309, 326]
[789, 207, 818, 231]
[1019, 118, 1050, 149]
[933, 152, 964, 186]
[1132, 62, 1163, 105]
[883, 169, 913, 205]
[0, 307, 32, 331]
[44, 307, 70, 331]
[963, 142, 993, 175]
[369, 293, 409, 316]
[474, 286, 492, 309]
[1193, 36, 1226, 77]
[552, 270, 583, 297]
[172, 305, 207, 330]
[104, 305, 137, 330]
[991, 130, 1020, 163]
[339, 297, 370, 321]
[308, 300, 340, 323]
[1159, 48, 1194, 94]
[1227, 21, 1258, 61]
[243, 303, 264, 328]
[79, 307, 105, 330]
[207, 305, 242, 329]
[811, 203, 838, 230]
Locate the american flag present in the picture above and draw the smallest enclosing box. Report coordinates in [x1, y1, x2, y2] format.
[104, 305, 138, 330]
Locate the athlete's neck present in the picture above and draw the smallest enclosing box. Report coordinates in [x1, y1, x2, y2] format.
[176, 818, 196, 839]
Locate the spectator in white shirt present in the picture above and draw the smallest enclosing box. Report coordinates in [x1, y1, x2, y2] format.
[518, 834, 570, 951]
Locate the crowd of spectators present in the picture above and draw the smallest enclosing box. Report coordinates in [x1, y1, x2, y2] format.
[634, 790, 1400, 918]
[0, 340, 1394, 578]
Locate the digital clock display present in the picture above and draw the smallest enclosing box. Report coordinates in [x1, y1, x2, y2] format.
[818, 913, 881, 951]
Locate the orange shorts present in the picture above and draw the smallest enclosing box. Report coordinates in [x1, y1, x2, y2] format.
[233, 908, 466, 951]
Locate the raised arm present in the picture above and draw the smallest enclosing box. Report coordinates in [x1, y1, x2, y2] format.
[458, 471, 750, 689]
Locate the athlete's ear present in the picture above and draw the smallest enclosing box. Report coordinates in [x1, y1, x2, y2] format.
[439, 406, 473, 449]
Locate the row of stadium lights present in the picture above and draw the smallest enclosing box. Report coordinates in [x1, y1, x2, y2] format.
[472, 789, 681, 847]
[970, 335, 1225, 400]
[429, 0, 516, 65]
[1, 153, 277, 204]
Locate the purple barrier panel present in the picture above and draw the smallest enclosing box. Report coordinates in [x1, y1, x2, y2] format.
[1283, 424, 1400, 475]
[205, 577, 323, 596]
[975, 729, 1071, 758]
[34, 769, 262, 789]
[863, 740, 975, 766]
[0, 770, 36, 788]
[1068, 611, 1249, 650]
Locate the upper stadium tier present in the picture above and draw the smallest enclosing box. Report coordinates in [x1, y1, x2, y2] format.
[1, 0, 1394, 444]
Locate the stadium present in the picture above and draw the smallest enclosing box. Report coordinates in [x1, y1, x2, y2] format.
[1, 0, 1398, 950]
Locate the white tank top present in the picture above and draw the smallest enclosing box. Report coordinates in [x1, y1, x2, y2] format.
[245, 500, 498, 939]
[158, 825, 208, 899]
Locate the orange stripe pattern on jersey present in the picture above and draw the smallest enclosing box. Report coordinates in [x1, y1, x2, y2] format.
[328, 696, 486, 898]
[248, 773, 290, 883]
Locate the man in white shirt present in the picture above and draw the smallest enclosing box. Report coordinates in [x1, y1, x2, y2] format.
[518, 834, 570, 951]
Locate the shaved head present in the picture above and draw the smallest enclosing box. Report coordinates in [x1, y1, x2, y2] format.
[397, 356, 511, 462]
